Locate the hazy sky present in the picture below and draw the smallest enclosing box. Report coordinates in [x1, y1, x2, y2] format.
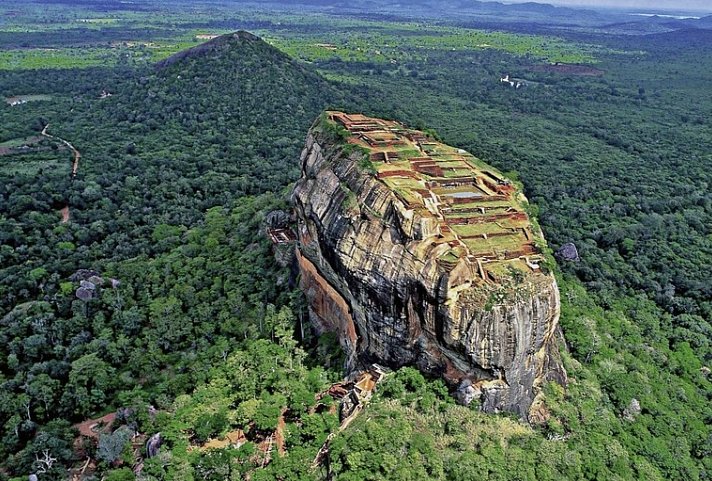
[505, 0, 712, 13]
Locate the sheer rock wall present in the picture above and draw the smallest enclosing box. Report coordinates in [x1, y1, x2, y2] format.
[292, 119, 566, 419]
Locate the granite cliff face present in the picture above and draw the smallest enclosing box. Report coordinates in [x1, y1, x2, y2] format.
[292, 112, 566, 420]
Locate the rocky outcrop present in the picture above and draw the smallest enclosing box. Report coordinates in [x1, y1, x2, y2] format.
[146, 433, 163, 458]
[556, 242, 580, 262]
[292, 112, 566, 420]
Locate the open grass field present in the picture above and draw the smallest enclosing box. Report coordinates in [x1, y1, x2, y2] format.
[269, 25, 600, 65]
[0, 1, 612, 71]
[0, 40, 208, 69]
[0, 150, 66, 175]
[0, 135, 43, 149]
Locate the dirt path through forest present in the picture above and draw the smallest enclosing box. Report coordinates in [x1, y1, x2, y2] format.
[42, 124, 81, 178]
[42, 124, 80, 223]
[275, 409, 287, 456]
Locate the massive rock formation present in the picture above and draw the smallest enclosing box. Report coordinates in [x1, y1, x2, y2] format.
[292, 112, 566, 420]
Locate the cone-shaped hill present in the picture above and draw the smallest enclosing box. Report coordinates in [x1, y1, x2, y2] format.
[58, 31, 344, 225]
[119, 30, 343, 190]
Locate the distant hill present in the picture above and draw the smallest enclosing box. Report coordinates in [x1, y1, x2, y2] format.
[502, 1, 560, 13]
[645, 27, 712, 46]
[692, 14, 712, 28]
[246, 0, 712, 32]
[598, 20, 677, 35]
[210, 0, 620, 26]
[30, 0, 159, 11]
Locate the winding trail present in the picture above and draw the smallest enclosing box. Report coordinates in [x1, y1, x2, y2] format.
[42, 124, 80, 223]
[42, 124, 81, 178]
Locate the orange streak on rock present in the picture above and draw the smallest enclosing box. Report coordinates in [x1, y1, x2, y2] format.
[296, 249, 357, 345]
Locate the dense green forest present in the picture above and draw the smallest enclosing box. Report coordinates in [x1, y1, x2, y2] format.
[0, 2, 710, 480]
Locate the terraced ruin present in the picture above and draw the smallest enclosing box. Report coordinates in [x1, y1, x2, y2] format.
[329, 111, 545, 284]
